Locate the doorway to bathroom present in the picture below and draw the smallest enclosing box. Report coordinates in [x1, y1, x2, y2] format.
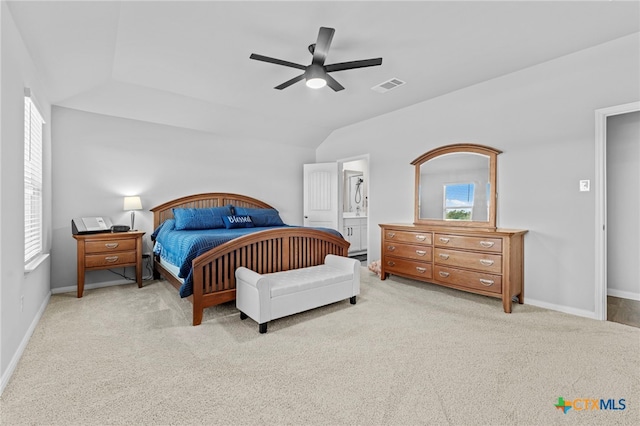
[340, 156, 369, 266]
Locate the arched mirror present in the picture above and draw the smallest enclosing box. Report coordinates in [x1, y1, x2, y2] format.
[412, 144, 501, 229]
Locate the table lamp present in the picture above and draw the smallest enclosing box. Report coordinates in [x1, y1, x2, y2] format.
[123, 196, 142, 231]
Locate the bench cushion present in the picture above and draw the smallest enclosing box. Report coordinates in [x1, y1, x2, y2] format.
[268, 265, 353, 298]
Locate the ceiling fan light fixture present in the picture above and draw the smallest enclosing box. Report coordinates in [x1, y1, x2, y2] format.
[250, 27, 382, 92]
[306, 77, 326, 89]
[305, 64, 326, 89]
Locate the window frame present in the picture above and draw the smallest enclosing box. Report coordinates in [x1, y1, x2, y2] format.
[24, 91, 45, 266]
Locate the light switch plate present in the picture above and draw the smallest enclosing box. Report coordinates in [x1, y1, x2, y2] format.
[579, 180, 590, 192]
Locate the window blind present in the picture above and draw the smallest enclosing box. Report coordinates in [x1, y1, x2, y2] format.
[24, 93, 45, 264]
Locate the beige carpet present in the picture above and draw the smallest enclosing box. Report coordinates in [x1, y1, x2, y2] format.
[1, 269, 639, 425]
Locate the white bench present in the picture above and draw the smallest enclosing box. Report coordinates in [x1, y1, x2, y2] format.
[235, 254, 360, 333]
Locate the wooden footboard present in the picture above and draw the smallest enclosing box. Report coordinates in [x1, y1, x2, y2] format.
[150, 193, 350, 325]
[190, 227, 349, 325]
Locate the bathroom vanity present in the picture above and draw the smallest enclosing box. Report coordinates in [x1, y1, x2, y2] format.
[344, 214, 367, 255]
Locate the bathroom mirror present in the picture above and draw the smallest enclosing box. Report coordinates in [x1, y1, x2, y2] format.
[343, 170, 365, 214]
[412, 144, 501, 229]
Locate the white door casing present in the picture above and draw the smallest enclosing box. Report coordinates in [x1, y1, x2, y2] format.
[594, 101, 640, 321]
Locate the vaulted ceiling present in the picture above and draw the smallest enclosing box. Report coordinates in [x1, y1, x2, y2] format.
[7, 1, 640, 148]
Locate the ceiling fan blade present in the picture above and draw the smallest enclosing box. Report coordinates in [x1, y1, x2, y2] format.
[250, 53, 307, 70]
[274, 74, 305, 90]
[324, 74, 345, 92]
[312, 27, 335, 66]
[325, 58, 383, 73]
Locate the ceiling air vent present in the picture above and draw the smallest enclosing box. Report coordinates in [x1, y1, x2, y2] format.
[371, 78, 406, 93]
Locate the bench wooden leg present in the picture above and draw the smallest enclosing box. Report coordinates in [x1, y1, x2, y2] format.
[259, 323, 267, 334]
[350, 296, 357, 305]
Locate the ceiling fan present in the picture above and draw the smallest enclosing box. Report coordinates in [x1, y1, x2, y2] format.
[249, 27, 382, 92]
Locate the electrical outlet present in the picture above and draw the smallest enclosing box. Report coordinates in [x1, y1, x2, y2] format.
[579, 180, 590, 192]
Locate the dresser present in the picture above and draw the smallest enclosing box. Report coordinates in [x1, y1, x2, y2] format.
[72, 231, 145, 297]
[379, 224, 526, 313]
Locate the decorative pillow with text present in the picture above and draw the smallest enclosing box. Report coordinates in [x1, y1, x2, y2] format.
[222, 215, 255, 229]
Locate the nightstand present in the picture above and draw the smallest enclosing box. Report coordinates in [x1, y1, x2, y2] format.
[72, 231, 145, 298]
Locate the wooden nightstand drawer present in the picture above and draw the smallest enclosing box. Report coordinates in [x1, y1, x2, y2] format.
[85, 251, 137, 268]
[85, 239, 136, 254]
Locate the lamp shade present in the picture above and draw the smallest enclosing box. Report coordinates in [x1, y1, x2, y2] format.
[123, 196, 142, 211]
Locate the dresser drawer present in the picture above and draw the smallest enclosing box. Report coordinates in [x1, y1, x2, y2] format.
[383, 243, 432, 261]
[384, 230, 432, 245]
[434, 266, 502, 294]
[384, 257, 432, 279]
[434, 248, 502, 274]
[434, 233, 502, 253]
[85, 251, 137, 268]
[85, 239, 137, 254]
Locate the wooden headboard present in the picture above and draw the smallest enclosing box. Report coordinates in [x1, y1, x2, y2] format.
[150, 193, 275, 229]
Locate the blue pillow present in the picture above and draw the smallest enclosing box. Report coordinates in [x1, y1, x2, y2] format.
[173, 206, 233, 230]
[234, 207, 285, 227]
[222, 215, 254, 229]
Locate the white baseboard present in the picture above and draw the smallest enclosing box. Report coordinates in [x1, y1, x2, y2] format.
[51, 278, 133, 295]
[1, 291, 51, 396]
[525, 298, 598, 320]
[607, 288, 640, 301]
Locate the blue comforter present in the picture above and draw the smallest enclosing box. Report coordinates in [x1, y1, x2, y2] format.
[152, 219, 343, 298]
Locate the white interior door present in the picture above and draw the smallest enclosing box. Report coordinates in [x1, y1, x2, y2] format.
[303, 162, 339, 231]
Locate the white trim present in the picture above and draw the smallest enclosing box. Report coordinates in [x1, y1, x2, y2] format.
[0, 291, 51, 396]
[50, 278, 132, 295]
[607, 289, 640, 302]
[24, 252, 49, 274]
[525, 298, 598, 320]
[594, 102, 640, 321]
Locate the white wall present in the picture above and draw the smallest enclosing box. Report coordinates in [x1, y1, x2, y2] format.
[50, 107, 316, 291]
[1, 1, 52, 392]
[316, 33, 640, 318]
[606, 111, 640, 300]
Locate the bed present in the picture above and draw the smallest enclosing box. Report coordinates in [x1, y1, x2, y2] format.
[150, 193, 350, 325]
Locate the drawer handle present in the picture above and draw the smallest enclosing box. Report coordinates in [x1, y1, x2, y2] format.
[479, 279, 494, 286]
[415, 250, 427, 256]
[415, 235, 427, 241]
[479, 259, 494, 266]
[387, 232, 396, 239]
[105, 256, 119, 263]
[387, 261, 396, 267]
[105, 243, 119, 249]
[387, 245, 396, 252]
[439, 271, 450, 278]
[439, 237, 450, 244]
[480, 241, 495, 248]
[415, 267, 427, 274]
[438, 253, 450, 260]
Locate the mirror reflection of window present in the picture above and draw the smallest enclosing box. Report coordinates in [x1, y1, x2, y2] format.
[444, 183, 475, 220]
